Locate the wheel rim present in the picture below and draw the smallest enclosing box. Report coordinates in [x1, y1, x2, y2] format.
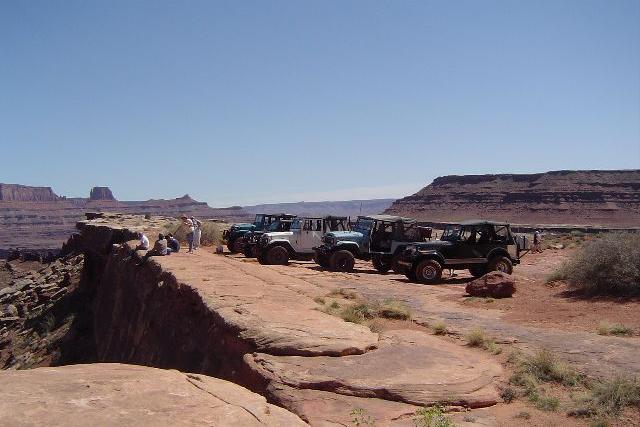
[337, 256, 349, 270]
[421, 265, 437, 280]
[496, 261, 508, 272]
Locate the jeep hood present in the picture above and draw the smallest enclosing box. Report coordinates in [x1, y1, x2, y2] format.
[265, 231, 294, 239]
[328, 230, 364, 241]
[231, 223, 256, 231]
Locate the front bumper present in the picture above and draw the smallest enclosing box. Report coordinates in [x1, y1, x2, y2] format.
[313, 245, 333, 257]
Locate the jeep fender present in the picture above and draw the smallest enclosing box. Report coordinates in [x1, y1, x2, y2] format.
[335, 243, 360, 257]
[266, 241, 296, 257]
[486, 248, 512, 262]
[415, 250, 446, 267]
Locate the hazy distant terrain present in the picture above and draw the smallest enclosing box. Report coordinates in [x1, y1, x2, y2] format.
[243, 199, 395, 218]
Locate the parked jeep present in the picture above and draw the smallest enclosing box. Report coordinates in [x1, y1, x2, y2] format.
[257, 216, 349, 265]
[242, 215, 297, 257]
[313, 215, 432, 273]
[397, 220, 527, 284]
[223, 214, 294, 253]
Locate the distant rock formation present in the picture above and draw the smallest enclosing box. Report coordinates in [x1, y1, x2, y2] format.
[243, 199, 395, 217]
[89, 186, 115, 201]
[385, 170, 640, 227]
[0, 185, 251, 252]
[0, 184, 58, 202]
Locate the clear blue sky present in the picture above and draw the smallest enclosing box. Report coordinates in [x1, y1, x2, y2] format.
[1, 0, 639, 206]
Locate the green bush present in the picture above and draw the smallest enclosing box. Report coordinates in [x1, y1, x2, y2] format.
[551, 232, 640, 296]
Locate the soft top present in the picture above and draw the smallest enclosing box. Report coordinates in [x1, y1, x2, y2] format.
[361, 214, 417, 224]
[457, 219, 511, 226]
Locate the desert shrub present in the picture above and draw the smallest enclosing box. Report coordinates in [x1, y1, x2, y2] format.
[313, 297, 325, 305]
[584, 376, 640, 417]
[465, 329, 501, 354]
[376, 299, 411, 320]
[517, 349, 579, 386]
[551, 232, 640, 295]
[329, 301, 340, 309]
[535, 395, 560, 411]
[328, 288, 357, 300]
[500, 386, 517, 403]
[431, 321, 448, 335]
[166, 220, 229, 246]
[597, 321, 633, 337]
[514, 411, 530, 419]
[340, 299, 411, 324]
[412, 405, 455, 427]
[466, 329, 486, 347]
[350, 408, 376, 426]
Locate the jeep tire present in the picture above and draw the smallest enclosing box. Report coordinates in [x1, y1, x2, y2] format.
[391, 255, 405, 274]
[414, 259, 443, 284]
[487, 256, 513, 274]
[243, 245, 254, 258]
[469, 265, 487, 278]
[265, 245, 289, 265]
[314, 253, 329, 268]
[372, 255, 391, 273]
[329, 250, 355, 272]
[227, 239, 241, 254]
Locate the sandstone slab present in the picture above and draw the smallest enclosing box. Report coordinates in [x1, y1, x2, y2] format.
[247, 329, 502, 409]
[0, 363, 307, 426]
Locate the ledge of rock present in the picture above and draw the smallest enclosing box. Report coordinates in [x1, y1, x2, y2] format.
[247, 330, 502, 409]
[0, 364, 306, 426]
[65, 214, 505, 425]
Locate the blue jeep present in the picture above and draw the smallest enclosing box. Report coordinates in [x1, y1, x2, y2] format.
[313, 215, 432, 273]
[223, 214, 295, 253]
[397, 220, 526, 283]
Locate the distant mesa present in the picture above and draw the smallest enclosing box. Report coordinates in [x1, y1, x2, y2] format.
[385, 169, 640, 227]
[89, 186, 116, 201]
[0, 184, 59, 202]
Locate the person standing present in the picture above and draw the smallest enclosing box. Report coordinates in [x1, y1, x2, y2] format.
[533, 230, 542, 253]
[182, 216, 195, 253]
[191, 216, 203, 250]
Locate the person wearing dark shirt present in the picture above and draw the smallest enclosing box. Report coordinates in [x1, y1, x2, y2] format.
[166, 233, 180, 253]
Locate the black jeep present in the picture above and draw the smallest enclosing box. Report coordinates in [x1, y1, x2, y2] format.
[397, 220, 527, 284]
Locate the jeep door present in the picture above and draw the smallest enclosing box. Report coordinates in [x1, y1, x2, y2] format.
[451, 225, 485, 261]
[297, 218, 323, 253]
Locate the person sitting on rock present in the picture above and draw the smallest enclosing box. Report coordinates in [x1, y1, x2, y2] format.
[167, 233, 180, 253]
[138, 234, 168, 264]
[135, 232, 150, 251]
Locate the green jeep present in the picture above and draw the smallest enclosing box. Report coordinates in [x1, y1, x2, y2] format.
[313, 215, 432, 273]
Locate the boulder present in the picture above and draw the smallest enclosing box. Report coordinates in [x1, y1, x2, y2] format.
[0, 364, 307, 426]
[465, 271, 515, 298]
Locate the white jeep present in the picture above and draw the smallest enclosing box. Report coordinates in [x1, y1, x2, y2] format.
[257, 216, 349, 265]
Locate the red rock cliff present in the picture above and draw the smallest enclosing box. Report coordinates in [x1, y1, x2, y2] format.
[385, 170, 640, 227]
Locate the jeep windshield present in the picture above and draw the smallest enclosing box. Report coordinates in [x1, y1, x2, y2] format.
[353, 218, 374, 234]
[265, 220, 283, 232]
[441, 225, 462, 241]
[253, 214, 265, 227]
